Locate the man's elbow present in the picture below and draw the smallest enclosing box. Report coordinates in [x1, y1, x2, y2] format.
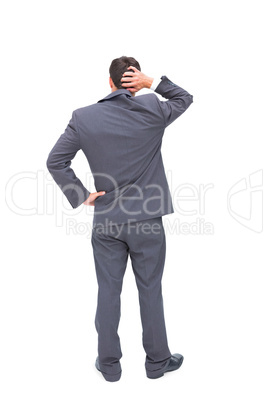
[184, 94, 193, 111]
[187, 94, 193, 106]
[46, 154, 54, 172]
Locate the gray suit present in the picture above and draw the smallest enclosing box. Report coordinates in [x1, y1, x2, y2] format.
[47, 76, 193, 380]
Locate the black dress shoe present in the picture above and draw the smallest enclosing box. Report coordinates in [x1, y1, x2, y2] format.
[95, 357, 121, 382]
[147, 354, 184, 379]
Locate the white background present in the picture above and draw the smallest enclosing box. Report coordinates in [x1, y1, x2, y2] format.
[1, 0, 267, 400]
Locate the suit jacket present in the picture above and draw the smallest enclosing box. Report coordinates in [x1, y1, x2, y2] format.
[46, 75, 193, 226]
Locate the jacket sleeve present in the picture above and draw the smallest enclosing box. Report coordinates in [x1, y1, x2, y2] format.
[46, 111, 90, 208]
[154, 75, 193, 127]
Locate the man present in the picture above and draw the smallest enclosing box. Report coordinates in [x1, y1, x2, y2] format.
[46, 56, 193, 381]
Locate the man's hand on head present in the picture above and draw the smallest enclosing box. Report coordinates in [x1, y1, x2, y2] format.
[121, 66, 154, 93]
[83, 191, 106, 206]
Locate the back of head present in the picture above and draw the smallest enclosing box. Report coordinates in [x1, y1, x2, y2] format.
[109, 56, 141, 89]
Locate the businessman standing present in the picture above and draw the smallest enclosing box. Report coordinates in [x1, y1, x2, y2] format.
[46, 56, 193, 381]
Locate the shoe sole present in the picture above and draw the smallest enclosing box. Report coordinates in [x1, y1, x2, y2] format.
[95, 364, 121, 382]
[147, 357, 184, 379]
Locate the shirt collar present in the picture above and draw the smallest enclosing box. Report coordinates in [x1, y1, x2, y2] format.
[98, 89, 133, 103]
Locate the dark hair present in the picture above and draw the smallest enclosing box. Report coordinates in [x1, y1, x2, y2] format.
[109, 56, 141, 89]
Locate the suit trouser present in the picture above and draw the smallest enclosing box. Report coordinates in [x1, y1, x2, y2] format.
[91, 216, 171, 377]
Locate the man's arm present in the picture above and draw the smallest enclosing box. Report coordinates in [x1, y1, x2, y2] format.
[121, 66, 193, 127]
[154, 76, 193, 127]
[46, 111, 91, 208]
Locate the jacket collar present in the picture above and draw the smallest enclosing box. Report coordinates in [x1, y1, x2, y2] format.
[98, 89, 133, 103]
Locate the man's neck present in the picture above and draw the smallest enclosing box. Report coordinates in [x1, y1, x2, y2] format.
[111, 87, 135, 96]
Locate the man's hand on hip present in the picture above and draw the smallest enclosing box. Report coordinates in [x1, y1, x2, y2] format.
[121, 66, 153, 93]
[83, 191, 106, 206]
